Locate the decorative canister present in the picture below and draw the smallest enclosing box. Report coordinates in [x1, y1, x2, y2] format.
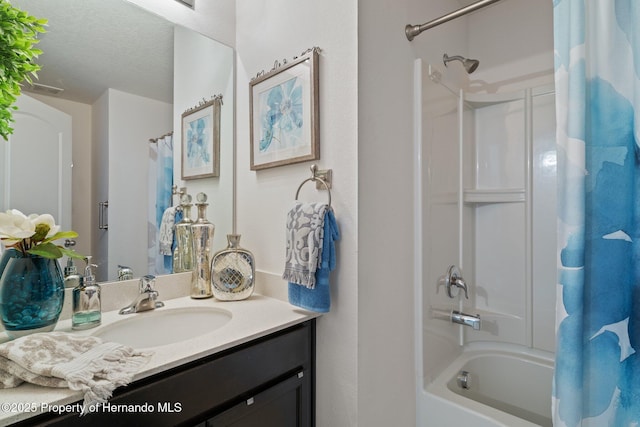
[211, 234, 255, 301]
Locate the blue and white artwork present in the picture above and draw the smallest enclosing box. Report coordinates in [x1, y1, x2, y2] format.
[258, 76, 304, 153]
[554, 1, 640, 425]
[186, 115, 212, 169]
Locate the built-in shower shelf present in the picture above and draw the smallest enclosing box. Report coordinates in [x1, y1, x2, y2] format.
[464, 91, 526, 108]
[464, 188, 525, 203]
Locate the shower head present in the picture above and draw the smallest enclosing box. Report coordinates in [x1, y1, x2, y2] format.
[443, 53, 480, 74]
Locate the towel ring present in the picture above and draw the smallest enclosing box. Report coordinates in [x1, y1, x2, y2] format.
[295, 165, 332, 207]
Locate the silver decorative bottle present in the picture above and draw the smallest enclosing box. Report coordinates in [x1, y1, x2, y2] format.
[173, 194, 195, 273]
[190, 192, 214, 298]
[211, 234, 255, 301]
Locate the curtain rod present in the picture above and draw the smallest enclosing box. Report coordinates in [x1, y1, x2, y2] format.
[405, 0, 504, 41]
[148, 131, 174, 143]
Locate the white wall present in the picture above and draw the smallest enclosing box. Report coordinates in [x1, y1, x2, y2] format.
[26, 94, 93, 259]
[469, 0, 554, 92]
[173, 26, 235, 252]
[107, 89, 173, 280]
[235, 2, 359, 425]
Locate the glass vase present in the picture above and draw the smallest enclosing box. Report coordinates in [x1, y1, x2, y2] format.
[211, 234, 255, 301]
[0, 249, 65, 339]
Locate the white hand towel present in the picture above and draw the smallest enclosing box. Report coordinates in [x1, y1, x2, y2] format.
[158, 206, 177, 255]
[0, 332, 152, 412]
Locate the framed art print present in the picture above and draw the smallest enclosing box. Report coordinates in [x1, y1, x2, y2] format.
[182, 97, 222, 180]
[249, 48, 319, 170]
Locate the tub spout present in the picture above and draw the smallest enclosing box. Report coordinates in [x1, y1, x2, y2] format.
[452, 310, 481, 330]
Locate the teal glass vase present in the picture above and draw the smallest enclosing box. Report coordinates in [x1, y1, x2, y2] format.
[0, 249, 65, 339]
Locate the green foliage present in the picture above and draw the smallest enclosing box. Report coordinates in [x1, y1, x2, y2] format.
[0, 0, 47, 140]
[27, 230, 83, 259]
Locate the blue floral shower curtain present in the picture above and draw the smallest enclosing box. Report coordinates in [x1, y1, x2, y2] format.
[554, 1, 640, 426]
[148, 134, 174, 276]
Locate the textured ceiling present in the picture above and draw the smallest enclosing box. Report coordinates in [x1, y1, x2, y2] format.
[12, 0, 174, 104]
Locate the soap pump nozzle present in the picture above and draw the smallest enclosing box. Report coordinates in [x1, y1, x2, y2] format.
[64, 257, 77, 278]
[83, 257, 97, 285]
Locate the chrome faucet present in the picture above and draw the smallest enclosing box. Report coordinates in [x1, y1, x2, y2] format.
[119, 274, 165, 315]
[451, 310, 481, 330]
[444, 265, 469, 299]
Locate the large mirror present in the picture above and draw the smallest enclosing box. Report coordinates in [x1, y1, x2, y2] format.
[2, 0, 235, 282]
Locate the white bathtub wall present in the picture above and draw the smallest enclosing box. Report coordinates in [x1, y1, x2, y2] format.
[419, 1, 557, 394]
[529, 91, 557, 351]
[419, 61, 465, 384]
[463, 0, 556, 352]
[466, 88, 557, 350]
[471, 95, 528, 347]
[419, 58, 484, 380]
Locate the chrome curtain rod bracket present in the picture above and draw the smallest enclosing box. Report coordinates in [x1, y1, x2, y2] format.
[405, 0, 504, 41]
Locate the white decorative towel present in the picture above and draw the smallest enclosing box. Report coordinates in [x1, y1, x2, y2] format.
[158, 206, 177, 255]
[0, 332, 153, 412]
[282, 201, 329, 289]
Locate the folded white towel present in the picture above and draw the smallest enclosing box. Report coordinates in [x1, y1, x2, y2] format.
[282, 201, 329, 289]
[0, 332, 152, 412]
[158, 206, 177, 255]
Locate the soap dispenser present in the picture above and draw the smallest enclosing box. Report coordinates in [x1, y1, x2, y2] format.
[72, 258, 101, 330]
[190, 192, 215, 298]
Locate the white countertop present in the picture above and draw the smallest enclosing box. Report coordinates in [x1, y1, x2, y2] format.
[0, 293, 319, 425]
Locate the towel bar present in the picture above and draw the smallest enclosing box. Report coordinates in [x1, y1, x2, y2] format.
[295, 164, 332, 207]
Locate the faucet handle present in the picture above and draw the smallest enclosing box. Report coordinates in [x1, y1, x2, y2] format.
[444, 265, 469, 299]
[452, 277, 469, 299]
[139, 274, 157, 293]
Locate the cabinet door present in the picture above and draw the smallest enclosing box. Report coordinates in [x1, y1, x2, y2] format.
[207, 370, 309, 427]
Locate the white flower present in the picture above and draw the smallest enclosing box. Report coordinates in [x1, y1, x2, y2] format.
[0, 209, 79, 259]
[0, 209, 36, 242]
[29, 213, 60, 238]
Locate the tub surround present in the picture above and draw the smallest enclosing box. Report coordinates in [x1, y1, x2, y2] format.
[0, 273, 319, 425]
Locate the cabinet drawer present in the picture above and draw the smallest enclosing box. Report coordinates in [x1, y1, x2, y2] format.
[207, 370, 309, 427]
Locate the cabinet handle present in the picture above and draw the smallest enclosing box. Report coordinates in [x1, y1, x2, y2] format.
[246, 397, 254, 406]
[98, 201, 109, 230]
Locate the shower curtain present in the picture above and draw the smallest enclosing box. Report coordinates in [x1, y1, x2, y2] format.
[554, 1, 640, 426]
[148, 134, 174, 275]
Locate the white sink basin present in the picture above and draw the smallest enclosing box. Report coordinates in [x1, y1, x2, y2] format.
[92, 307, 232, 348]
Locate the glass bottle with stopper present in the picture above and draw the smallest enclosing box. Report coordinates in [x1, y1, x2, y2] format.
[191, 192, 214, 298]
[173, 193, 195, 273]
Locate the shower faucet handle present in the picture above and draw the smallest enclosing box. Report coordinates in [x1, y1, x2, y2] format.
[443, 265, 469, 299]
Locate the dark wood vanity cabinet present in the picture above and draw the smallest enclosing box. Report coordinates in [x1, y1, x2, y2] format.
[15, 320, 315, 427]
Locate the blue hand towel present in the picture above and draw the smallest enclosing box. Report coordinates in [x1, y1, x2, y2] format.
[288, 209, 339, 313]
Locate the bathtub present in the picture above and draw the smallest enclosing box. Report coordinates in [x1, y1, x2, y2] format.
[419, 343, 554, 427]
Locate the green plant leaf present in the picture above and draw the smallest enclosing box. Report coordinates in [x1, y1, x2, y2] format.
[43, 230, 79, 244]
[0, 0, 47, 140]
[59, 247, 85, 260]
[27, 242, 62, 259]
